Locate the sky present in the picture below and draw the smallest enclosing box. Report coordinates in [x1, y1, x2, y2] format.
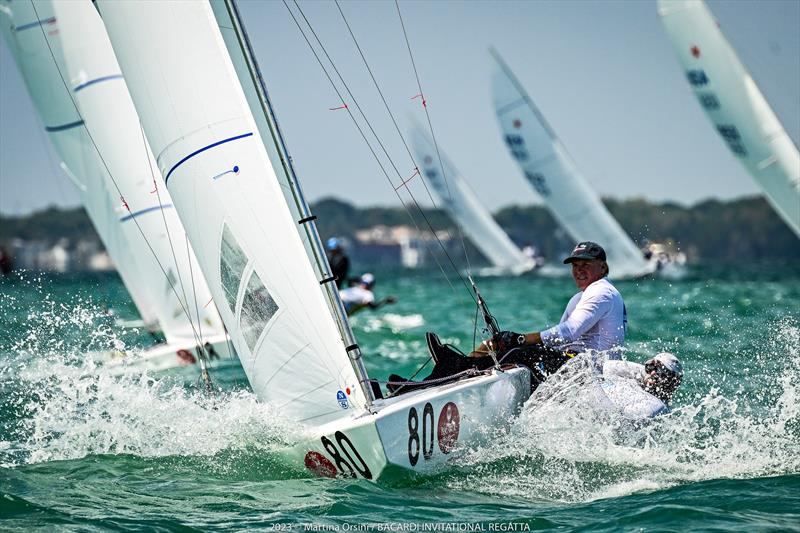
[0, 0, 798, 215]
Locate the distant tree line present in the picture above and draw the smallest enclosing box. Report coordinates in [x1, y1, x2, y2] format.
[1, 195, 797, 261]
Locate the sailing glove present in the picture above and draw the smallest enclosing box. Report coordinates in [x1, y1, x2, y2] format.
[490, 331, 526, 353]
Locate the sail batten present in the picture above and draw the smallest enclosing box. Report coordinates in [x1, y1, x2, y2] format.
[52, 0, 226, 345]
[1, 0, 160, 327]
[96, 0, 369, 425]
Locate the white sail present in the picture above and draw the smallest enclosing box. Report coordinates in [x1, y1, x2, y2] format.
[658, 0, 800, 237]
[409, 126, 533, 272]
[0, 1, 159, 326]
[490, 50, 653, 279]
[95, 0, 369, 425]
[51, 0, 225, 345]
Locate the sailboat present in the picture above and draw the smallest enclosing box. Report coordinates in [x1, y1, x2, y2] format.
[490, 49, 655, 279]
[658, 0, 800, 238]
[0, 0, 234, 373]
[410, 125, 539, 276]
[90, 0, 531, 480]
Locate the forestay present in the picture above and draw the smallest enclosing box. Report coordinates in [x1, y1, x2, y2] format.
[658, 0, 800, 238]
[490, 50, 653, 279]
[410, 126, 533, 272]
[95, 0, 369, 425]
[0, 0, 158, 327]
[52, 0, 225, 344]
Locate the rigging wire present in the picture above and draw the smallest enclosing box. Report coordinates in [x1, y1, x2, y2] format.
[333, 0, 440, 215]
[393, 0, 474, 275]
[30, 3, 214, 383]
[283, 0, 476, 302]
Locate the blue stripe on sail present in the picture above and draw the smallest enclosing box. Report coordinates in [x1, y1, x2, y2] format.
[74, 74, 124, 93]
[14, 17, 56, 32]
[45, 120, 85, 132]
[164, 133, 253, 185]
[119, 204, 174, 222]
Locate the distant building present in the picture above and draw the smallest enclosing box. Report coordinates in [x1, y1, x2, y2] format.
[8, 237, 112, 272]
[353, 225, 454, 268]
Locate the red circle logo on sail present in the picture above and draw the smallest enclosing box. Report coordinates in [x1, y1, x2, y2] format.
[437, 402, 460, 453]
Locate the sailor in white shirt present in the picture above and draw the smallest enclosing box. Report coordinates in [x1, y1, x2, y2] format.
[602, 352, 684, 406]
[339, 273, 397, 316]
[420, 242, 628, 392]
[472, 241, 626, 356]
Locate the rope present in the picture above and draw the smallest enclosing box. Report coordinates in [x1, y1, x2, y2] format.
[30, 3, 212, 379]
[394, 0, 474, 274]
[283, 0, 477, 303]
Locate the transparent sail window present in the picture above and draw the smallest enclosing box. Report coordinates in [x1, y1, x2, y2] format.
[220, 224, 249, 313]
[240, 270, 279, 351]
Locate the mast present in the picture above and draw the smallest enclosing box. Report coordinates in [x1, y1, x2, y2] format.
[95, 0, 372, 425]
[217, 0, 374, 405]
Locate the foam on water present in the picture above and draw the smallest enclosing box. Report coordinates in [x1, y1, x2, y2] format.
[446, 317, 800, 502]
[0, 285, 299, 469]
[2, 274, 798, 503]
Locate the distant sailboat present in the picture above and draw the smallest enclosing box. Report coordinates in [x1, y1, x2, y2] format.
[410, 125, 537, 275]
[94, 0, 531, 479]
[1, 0, 232, 371]
[658, 0, 800, 238]
[490, 49, 654, 279]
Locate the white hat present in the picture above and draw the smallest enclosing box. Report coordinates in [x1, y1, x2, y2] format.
[360, 273, 375, 287]
[652, 352, 683, 376]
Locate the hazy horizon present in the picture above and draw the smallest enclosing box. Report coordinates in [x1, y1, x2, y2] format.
[1, 0, 798, 215]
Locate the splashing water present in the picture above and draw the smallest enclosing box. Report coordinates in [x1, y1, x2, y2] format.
[0, 275, 300, 471]
[445, 317, 800, 502]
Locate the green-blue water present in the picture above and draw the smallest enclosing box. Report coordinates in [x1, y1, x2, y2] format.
[1, 264, 798, 531]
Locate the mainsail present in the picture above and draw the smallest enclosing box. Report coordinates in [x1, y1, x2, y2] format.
[490, 50, 653, 279]
[0, 1, 158, 326]
[409, 125, 533, 272]
[95, 0, 371, 424]
[658, 0, 800, 238]
[52, 0, 225, 344]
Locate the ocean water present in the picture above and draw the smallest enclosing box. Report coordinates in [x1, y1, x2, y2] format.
[1, 264, 798, 531]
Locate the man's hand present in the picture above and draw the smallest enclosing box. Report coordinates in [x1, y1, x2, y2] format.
[489, 330, 526, 353]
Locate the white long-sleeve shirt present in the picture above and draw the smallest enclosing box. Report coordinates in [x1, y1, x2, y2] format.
[599, 359, 668, 418]
[540, 277, 626, 353]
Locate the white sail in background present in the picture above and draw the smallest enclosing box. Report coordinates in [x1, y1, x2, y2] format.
[95, 0, 368, 425]
[409, 126, 533, 272]
[0, 1, 158, 326]
[658, 0, 800, 238]
[490, 50, 653, 279]
[51, 0, 225, 345]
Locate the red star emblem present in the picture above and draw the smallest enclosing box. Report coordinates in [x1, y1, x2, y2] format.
[512, 119, 522, 129]
[691, 45, 701, 58]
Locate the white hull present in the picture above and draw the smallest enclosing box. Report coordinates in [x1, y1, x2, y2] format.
[293, 367, 531, 481]
[102, 334, 236, 375]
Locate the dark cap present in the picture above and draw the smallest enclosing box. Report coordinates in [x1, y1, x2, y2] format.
[563, 241, 606, 264]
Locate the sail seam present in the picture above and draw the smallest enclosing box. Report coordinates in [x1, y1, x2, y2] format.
[164, 132, 253, 185]
[496, 97, 528, 116]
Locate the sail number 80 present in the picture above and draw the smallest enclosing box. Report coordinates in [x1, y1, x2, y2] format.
[407, 402, 460, 466]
